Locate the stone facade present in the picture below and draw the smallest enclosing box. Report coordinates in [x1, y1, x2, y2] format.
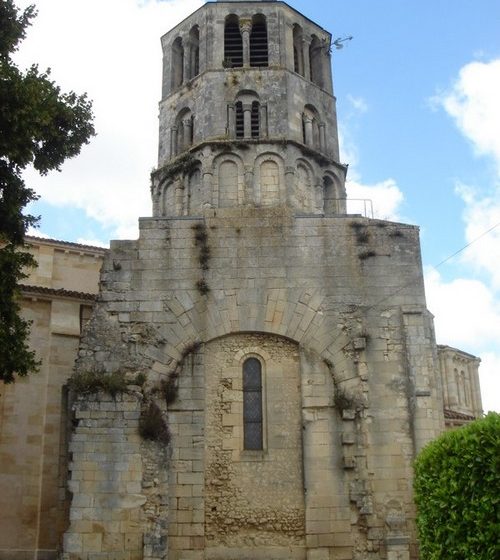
[0, 237, 106, 560]
[0, 2, 484, 560]
[437, 345, 482, 428]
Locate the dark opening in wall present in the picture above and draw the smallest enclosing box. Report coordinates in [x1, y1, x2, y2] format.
[224, 15, 243, 68]
[250, 15, 268, 67]
[309, 35, 324, 88]
[235, 101, 244, 138]
[251, 101, 260, 138]
[171, 36, 184, 88]
[189, 26, 200, 79]
[293, 24, 304, 75]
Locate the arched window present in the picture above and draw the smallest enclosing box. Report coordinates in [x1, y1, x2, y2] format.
[175, 109, 194, 155]
[224, 15, 243, 68]
[171, 36, 184, 88]
[234, 91, 260, 139]
[250, 15, 268, 67]
[243, 358, 263, 450]
[309, 35, 323, 88]
[302, 105, 321, 149]
[293, 24, 304, 75]
[189, 26, 200, 79]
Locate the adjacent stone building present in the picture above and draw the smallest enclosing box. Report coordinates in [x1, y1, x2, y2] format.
[0, 237, 106, 559]
[0, 1, 483, 559]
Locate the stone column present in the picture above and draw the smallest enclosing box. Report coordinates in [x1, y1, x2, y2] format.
[243, 103, 252, 139]
[469, 359, 482, 416]
[285, 166, 295, 206]
[260, 103, 268, 137]
[183, 118, 193, 148]
[302, 38, 311, 80]
[202, 170, 214, 208]
[244, 165, 254, 204]
[227, 103, 235, 138]
[319, 122, 326, 153]
[170, 126, 178, 158]
[240, 21, 251, 67]
[183, 39, 192, 81]
[303, 116, 313, 146]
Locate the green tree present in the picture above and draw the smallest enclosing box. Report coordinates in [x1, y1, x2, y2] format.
[414, 412, 500, 560]
[0, 0, 95, 383]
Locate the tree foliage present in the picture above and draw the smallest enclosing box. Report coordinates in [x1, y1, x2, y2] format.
[414, 413, 500, 560]
[0, 0, 95, 382]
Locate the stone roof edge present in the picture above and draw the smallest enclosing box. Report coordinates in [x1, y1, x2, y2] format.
[437, 344, 480, 361]
[443, 408, 477, 421]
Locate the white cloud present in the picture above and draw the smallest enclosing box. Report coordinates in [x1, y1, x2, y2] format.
[15, 0, 204, 241]
[425, 268, 500, 349]
[456, 184, 500, 288]
[347, 178, 403, 221]
[347, 94, 368, 114]
[425, 268, 500, 413]
[436, 59, 500, 172]
[478, 352, 500, 414]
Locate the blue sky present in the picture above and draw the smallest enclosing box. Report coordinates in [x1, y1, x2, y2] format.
[15, 0, 500, 412]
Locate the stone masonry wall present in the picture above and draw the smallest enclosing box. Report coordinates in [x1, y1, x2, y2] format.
[63, 391, 168, 560]
[66, 206, 444, 559]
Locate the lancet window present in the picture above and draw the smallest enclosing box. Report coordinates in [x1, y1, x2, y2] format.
[243, 357, 263, 450]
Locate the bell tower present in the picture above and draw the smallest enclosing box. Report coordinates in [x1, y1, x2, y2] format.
[62, 2, 446, 560]
[152, 0, 347, 217]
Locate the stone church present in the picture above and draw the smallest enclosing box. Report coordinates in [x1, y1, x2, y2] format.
[0, 1, 483, 559]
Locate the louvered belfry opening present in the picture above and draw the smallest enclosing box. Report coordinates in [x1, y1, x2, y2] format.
[224, 15, 243, 68]
[250, 15, 268, 67]
[235, 102, 244, 138]
[251, 101, 260, 138]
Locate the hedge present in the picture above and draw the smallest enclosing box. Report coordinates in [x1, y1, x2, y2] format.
[414, 412, 500, 559]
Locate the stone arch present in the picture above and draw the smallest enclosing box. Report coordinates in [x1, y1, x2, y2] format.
[233, 90, 260, 139]
[293, 24, 304, 75]
[302, 104, 323, 151]
[293, 159, 315, 212]
[213, 153, 244, 208]
[174, 107, 194, 155]
[250, 14, 268, 67]
[224, 14, 243, 68]
[188, 25, 200, 79]
[254, 152, 285, 206]
[171, 36, 184, 89]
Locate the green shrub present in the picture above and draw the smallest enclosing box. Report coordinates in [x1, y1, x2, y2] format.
[414, 412, 500, 560]
[139, 401, 170, 444]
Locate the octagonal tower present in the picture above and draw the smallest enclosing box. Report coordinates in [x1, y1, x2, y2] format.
[152, 0, 347, 218]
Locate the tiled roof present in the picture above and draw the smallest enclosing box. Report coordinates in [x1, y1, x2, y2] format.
[20, 284, 97, 302]
[25, 235, 109, 253]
